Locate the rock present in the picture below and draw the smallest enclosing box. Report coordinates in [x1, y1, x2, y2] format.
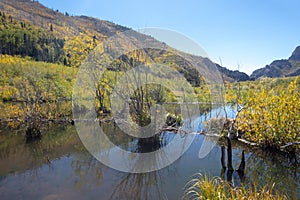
[250, 59, 290, 79]
[289, 46, 300, 61]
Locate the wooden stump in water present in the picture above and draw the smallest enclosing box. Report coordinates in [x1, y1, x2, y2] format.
[237, 150, 245, 172]
[237, 150, 246, 183]
[137, 135, 162, 152]
[221, 146, 226, 169]
[220, 136, 246, 185]
[226, 137, 233, 171]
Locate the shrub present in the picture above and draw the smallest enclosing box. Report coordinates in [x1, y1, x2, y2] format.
[235, 79, 300, 151]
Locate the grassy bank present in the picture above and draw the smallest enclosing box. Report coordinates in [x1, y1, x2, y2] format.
[184, 174, 287, 200]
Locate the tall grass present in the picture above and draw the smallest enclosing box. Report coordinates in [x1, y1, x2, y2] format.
[183, 173, 287, 200]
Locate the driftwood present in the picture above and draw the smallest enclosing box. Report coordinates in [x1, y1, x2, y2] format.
[237, 138, 258, 146]
[280, 142, 300, 149]
[98, 116, 299, 154]
[164, 124, 298, 153]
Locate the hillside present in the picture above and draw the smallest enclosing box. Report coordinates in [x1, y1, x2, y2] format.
[250, 46, 300, 79]
[0, 0, 128, 39]
[0, 0, 129, 66]
[216, 64, 249, 82]
[0, 0, 247, 83]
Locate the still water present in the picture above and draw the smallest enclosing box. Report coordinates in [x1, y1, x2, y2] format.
[0, 116, 299, 199]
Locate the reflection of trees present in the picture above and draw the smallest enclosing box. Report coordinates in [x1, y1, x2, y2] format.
[219, 137, 245, 186]
[244, 149, 299, 199]
[0, 125, 82, 175]
[107, 124, 195, 199]
[109, 171, 165, 200]
[219, 138, 299, 199]
[70, 155, 107, 189]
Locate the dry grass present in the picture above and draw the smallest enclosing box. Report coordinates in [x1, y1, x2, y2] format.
[183, 173, 287, 200]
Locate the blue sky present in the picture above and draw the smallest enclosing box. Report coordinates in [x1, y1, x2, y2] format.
[39, 0, 300, 75]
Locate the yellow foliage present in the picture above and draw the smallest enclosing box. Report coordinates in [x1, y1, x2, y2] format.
[0, 55, 77, 127]
[64, 34, 99, 67]
[0, 55, 32, 64]
[235, 78, 300, 150]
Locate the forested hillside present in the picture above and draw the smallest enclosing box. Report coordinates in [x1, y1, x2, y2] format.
[0, 0, 128, 67]
[0, 13, 65, 63]
[0, 0, 248, 82]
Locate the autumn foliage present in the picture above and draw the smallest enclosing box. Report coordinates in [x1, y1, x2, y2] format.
[235, 78, 300, 151]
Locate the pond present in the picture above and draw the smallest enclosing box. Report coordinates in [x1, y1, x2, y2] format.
[0, 108, 299, 199]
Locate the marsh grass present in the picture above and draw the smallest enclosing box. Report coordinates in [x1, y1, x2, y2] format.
[183, 173, 287, 200]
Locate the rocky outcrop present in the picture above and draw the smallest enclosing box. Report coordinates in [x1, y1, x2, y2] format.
[289, 46, 300, 61]
[250, 46, 300, 79]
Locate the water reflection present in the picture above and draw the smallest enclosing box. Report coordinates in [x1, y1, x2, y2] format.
[0, 123, 299, 199]
[242, 148, 300, 198]
[109, 172, 166, 200]
[0, 126, 82, 176]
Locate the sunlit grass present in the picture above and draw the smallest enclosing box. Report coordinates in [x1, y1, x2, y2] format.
[183, 173, 287, 200]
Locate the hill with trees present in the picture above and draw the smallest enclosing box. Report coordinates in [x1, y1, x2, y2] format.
[0, 0, 247, 82]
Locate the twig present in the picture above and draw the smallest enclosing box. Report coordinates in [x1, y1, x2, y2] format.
[228, 106, 244, 137]
[280, 142, 300, 149]
[237, 138, 258, 146]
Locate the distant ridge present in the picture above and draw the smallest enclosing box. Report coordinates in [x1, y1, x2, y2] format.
[250, 46, 300, 79]
[216, 64, 249, 82]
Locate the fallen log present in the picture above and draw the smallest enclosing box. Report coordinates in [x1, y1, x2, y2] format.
[280, 142, 300, 149]
[237, 138, 259, 146]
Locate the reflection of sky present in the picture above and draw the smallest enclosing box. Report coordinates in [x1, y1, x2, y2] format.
[197, 106, 236, 132]
[0, 125, 299, 199]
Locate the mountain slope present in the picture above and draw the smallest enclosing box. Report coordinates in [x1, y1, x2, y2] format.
[0, 0, 246, 82]
[216, 64, 249, 82]
[0, 0, 128, 39]
[250, 46, 300, 79]
[289, 46, 300, 61]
